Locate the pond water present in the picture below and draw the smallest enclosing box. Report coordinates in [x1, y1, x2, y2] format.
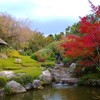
[1, 84, 100, 100]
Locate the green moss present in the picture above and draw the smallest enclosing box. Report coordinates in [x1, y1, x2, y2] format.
[0, 56, 42, 78]
[0, 58, 21, 70]
[14, 67, 42, 78]
[14, 56, 42, 78]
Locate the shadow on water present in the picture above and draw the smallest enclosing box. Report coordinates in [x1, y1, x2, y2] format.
[2, 84, 100, 100]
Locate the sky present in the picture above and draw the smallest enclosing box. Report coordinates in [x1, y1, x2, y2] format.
[0, 0, 100, 35]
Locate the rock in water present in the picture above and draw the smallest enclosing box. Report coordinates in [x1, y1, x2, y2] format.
[24, 83, 34, 90]
[61, 78, 79, 85]
[32, 80, 43, 89]
[39, 70, 52, 84]
[6, 81, 26, 93]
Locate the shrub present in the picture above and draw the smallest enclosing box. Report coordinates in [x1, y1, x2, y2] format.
[63, 58, 71, 63]
[73, 65, 98, 78]
[77, 79, 85, 85]
[81, 73, 100, 80]
[46, 41, 60, 52]
[78, 73, 100, 85]
[31, 48, 54, 62]
[10, 76, 24, 85]
[63, 58, 71, 67]
[0, 76, 7, 87]
[73, 66, 83, 77]
[7, 50, 20, 58]
[20, 74, 33, 85]
[23, 51, 31, 56]
[31, 53, 37, 61]
[11, 74, 33, 86]
[4, 85, 13, 95]
[41, 61, 55, 68]
[47, 57, 55, 61]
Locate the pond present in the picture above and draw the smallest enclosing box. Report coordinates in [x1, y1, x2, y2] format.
[1, 84, 100, 100]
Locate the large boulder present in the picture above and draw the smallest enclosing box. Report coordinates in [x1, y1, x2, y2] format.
[39, 70, 52, 84]
[6, 81, 26, 93]
[32, 80, 43, 89]
[0, 71, 15, 78]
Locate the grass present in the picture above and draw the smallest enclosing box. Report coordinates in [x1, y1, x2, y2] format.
[0, 56, 42, 78]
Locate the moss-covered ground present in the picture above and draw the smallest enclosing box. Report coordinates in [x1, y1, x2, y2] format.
[0, 56, 42, 78]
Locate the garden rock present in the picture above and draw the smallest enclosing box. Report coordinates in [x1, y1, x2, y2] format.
[97, 80, 100, 86]
[69, 63, 76, 73]
[32, 80, 43, 89]
[0, 54, 8, 59]
[0, 71, 15, 78]
[15, 58, 22, 63]
[51, 67, 71, 83]
[25, 83, 34, 90]
[55, 62, 64, 68]
[84, 79, 100, 86]
[61, 78, 79, 85]
[6, 80, 26, 93]
[69, 63, 76, 68]
[39, 70, 52, 84]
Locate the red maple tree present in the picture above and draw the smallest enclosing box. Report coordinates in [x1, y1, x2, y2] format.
[61, 0, 100, 68]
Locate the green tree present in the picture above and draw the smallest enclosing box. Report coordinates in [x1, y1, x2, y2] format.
[65, 23, 80, 36]
[46, 34, 54, 44]
[28, 32, 47, 53]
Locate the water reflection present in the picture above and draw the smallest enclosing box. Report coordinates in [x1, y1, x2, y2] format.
[2, 85, 100, 100]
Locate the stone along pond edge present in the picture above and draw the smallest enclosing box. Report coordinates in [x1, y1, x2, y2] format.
[0, 66, 100, 96]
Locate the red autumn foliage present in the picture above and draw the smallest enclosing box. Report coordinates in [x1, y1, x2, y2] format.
[88, 0, 100, 17]
[61, 1, 100, 68]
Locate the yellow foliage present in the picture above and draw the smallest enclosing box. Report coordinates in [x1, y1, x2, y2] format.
[7, 50, 20, 58]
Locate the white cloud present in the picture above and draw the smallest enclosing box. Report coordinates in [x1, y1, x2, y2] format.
[27, 0, 100, 20]
[0, 0, 100, 34]
[0, 0, 100, 20]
